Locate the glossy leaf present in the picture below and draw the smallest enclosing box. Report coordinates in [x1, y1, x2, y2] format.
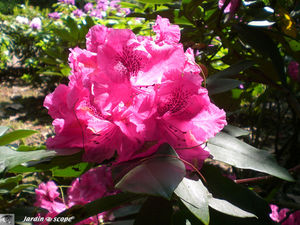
[0, 146, 56, 173]
[207, 78, 243, 95]
[222, 125, 249, 137]
[116, 144, 185, 199]
[0, 126, 9, 136]
[201, 164, 275, 225]
[233, 24, 285, 83]
[209, 60, 255, 80]
[207, 132, 294, 181]
[175, 178, 210, 225]
[0, 130, 37, 146]
[51, 192, 144, 225]
[208, 197, 256, 218]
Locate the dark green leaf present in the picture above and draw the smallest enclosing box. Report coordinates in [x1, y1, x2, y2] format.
[0, 130, 37, 146]
[201, 164, 276, 225]
[232, 24, 285, 84]
[116, 144, 185, 199]
[134, 196, 173, 225]
[207, 79, 243, 95]
[85, 16, 95, 29]
[66, 16, 79, 41]
[209, 60, 255, 80]
[0, 146, 57, 173]
[11, 184, 36, 194]
[0, 175, 22, 188]
[222, 125, 249, 137]
[175, 178, 210, 225]
[53, 28, 75, 42]
[51, 192, 144, 225]
[207, 132, 294, 181]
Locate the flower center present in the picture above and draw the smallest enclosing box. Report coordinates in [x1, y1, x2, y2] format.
[158, 87, 191, 116]
[115, 46, 143, 78]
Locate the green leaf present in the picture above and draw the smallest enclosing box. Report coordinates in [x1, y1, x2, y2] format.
[51, 162, 90, 177]
[0, 174, 22, 192]
[175, 178, 210, 225]
[222, 125, 249, 137]
[51, 192, 144, 225]
[60, 66, 71, 76]
[85, 16, 95, 29]
[42, 71, 63, 76]
[9, 151, 89, 177]
[207, 132, 294, 181]
[115, 143, 185, 199]
[66, 16, 79, 41]
[0, 130, 37, 146]
[0, 126, 9, 136]
[232, 24, 285, 84]
[134, 196, 173, 225]
[0, 175, 22, 188]
[207, 79, 243, 95]
[0, 146, 57, 173]
[53, 28, 75, 42]
[17, 145, 46, 151]
[209, 60, 255, 80]
[11, 184, 36, 194]
[201, 164, 275, 225]
[208, 197, 256, 218]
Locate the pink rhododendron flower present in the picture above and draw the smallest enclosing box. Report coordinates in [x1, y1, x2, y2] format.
[72, 9, 84, 17]
[48, 12, 60, 20]
[58, 0, 75, 5]
[84, 2, 93, 12]
[30, 17, 42, 30]
[153, 15, 181, 45]
[288, 61, 300, 82]
[34, 181, 66, 214]
[218, 0, 241, 15]
[44, 16, 226, 169]
[35, 167, 115, 224]
[269, 204, 300, 225]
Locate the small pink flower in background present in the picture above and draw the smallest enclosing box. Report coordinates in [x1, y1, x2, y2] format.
[288, 61, 300, 82]
[58, 0, 75, 5]
[34, 181, 66, 214]
[84, 2, 93, 12]
[35, 167, 115, 224]
[72, 9, 84, 17]
[269, 204, 300, 225]
[218, 0, 241, 15]
[30, 17, 42, 30]
[48, 12, 60, 20]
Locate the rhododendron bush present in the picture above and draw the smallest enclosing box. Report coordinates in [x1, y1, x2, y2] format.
[1, 1, 299, 225]
[24, 16, 292, 225]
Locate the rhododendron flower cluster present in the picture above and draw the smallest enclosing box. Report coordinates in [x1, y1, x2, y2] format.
[35, 167, 115, 224]
[269, 204, 300, 225]
[44, 16, 227, 168]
